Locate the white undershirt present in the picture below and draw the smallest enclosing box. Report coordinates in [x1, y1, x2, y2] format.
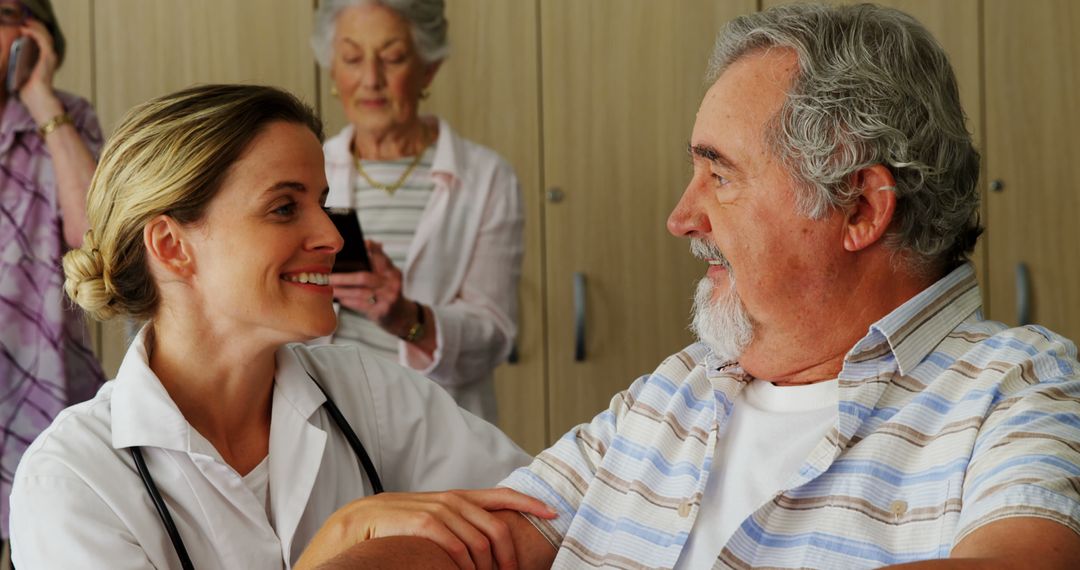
[241, 455, 273, 527]
[190, 429, 274, 528]
[675, 378, 838, 569]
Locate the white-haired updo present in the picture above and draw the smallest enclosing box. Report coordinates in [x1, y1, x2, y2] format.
[311, 0, 449, 67]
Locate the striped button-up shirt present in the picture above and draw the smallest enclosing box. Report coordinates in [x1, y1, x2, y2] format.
[501, 264, 1080, 568]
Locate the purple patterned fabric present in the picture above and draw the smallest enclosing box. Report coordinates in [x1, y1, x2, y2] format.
[0, 91, 104, 537]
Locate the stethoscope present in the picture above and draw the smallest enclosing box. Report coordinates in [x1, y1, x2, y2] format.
[128, 372, 383, 570]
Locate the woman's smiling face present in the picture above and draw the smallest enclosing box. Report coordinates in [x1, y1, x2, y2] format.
[182, 120, 343, 344]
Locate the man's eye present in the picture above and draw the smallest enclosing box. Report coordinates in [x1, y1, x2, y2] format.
[711, 173, 729, 186]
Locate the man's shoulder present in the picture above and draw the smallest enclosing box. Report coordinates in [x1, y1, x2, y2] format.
[891, 318, 1080, 425]
[935, 319, 1079, 388]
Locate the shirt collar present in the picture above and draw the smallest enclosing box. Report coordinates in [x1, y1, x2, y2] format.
[324, 116, 462, 187]
[110, 325, 193, 451]
[273, 343, 329, 421]
[846, 263, 982, 376]
[110, 327, 328, 451]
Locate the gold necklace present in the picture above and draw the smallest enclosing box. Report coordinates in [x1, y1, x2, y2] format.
[354, 144, 428, 196]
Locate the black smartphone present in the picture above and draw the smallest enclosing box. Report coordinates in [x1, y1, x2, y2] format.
[326, 207, 372, 273]
[6, 37, 38, 95]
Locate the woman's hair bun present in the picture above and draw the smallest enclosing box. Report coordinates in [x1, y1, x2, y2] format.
[62, 231, 117, 321]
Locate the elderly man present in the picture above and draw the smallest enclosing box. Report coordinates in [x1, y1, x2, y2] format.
[313, 3, 1080, 569]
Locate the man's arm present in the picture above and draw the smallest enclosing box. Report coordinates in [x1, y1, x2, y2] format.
[315, 511, 556, 570]
[883, 517, 1080, 569]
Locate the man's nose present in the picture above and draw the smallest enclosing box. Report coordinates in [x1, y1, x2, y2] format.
[667, 183, 710, 238]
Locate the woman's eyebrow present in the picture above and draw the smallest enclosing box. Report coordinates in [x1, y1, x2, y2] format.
[263, 181, 307, 195]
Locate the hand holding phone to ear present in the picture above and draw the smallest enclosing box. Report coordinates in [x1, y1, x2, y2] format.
[8, 19, 99, 249]
[12, 20, 61, 124]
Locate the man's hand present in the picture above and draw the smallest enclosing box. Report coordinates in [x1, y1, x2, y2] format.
[295, 488, 556, 570]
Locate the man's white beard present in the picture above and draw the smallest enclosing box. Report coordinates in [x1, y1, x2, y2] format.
[690, 267, 754, 363]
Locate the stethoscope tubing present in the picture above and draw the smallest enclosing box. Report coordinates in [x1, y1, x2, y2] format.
[132, 371, 382, 569]
[130, 446, 196, 570]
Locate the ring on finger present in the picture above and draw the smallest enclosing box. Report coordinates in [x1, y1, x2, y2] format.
[368, 294, 377, 305]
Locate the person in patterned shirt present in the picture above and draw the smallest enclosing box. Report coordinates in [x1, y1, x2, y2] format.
[0, 0, 103, 553]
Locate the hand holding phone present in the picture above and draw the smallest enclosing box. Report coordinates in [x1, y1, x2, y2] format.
[6, 36, 39, 95]
[326, 208, 372, 273]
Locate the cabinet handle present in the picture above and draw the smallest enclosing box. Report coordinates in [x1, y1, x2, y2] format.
[1015, 262, 1031, 326]
[574, 272, 586, 362]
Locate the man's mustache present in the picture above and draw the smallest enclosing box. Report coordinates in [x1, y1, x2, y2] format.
[690, 238, 732, 271]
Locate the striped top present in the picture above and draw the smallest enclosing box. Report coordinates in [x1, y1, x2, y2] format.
[501, 263, 1080, 568]
[353, 147, 436, 268]
[336, 148, 436, 360]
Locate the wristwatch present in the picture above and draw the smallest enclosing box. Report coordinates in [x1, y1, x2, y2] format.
[403, 301, 426, 343]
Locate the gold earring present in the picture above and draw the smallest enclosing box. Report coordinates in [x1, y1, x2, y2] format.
[330, 85, 339, 96]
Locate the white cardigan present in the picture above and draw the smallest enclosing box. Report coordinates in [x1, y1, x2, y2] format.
[323, 119, 524, 421]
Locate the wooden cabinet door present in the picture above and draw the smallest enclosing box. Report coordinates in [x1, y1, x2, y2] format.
[94, 0, 317, 133]
[985, 0, 1080, 339]
[540, 0, 756, 440]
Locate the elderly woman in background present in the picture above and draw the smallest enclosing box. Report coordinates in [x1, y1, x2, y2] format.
[0, 0, 103, 554]
[312, 0, 523, 422]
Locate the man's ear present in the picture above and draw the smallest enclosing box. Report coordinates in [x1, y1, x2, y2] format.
[144, 215, 195, 279]
[843, 164, 897, 252]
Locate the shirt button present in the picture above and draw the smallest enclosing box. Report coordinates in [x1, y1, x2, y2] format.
[678, 500, 693, 518]
[890, 500, 908, 518]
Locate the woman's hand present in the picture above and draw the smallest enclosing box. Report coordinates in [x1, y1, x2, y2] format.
[295, 488, 557, 570]
[329, 240, 415, 336]
[16, 19, 62, 124]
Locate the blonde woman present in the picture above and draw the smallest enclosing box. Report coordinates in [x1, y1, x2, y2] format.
[9, 84, 550, 569]
[312, 0, 523, 422]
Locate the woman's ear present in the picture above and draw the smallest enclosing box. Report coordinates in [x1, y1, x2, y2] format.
[843, 164, 897, 252]
[144, 215, 195, 279]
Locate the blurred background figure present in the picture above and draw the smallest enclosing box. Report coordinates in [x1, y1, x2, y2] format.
[312, 0, 524, 422]
[0, 0, 103, 557]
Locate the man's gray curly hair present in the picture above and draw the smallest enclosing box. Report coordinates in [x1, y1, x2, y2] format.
[709, 3, 981, 272]
[311, 0, 449, 67]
